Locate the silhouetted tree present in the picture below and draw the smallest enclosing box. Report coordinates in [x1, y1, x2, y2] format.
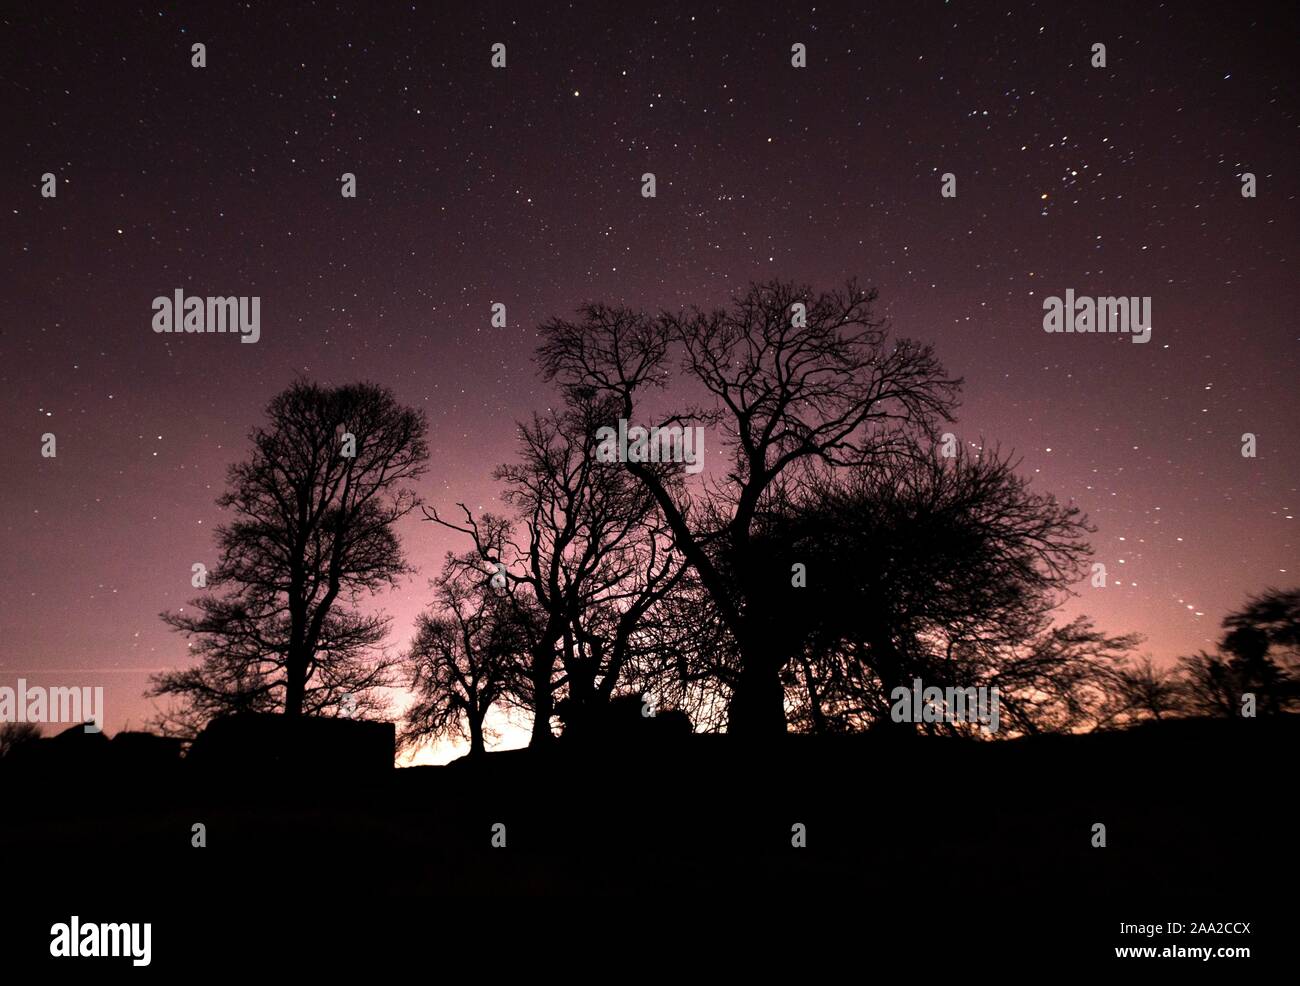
[1221, 586, 1299, 713]
[1110, 656, 1186, 722]
[149, 380, 428, 735]
[626, 565, 735, 733]
[1179, 587, 1299, 717]
[429, 393, 685, 745]
[735, 441, 1098, 734]
[401, 557, 519, 758]
[538, 280, 961, 737]
[1178, 652, 1243, 718]
[981, 618, 1141, 735]
[1223, 586, 1300, 658]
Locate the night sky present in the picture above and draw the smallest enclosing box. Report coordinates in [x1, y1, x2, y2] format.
[3, 2, 1296, 759]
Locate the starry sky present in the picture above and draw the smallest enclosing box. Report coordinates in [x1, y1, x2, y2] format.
[3, 2, 1296, 758]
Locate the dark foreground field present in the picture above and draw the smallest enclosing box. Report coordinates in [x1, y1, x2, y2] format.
[2, 716, 1289, 970]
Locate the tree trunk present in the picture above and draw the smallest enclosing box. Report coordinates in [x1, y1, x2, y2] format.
[529, 649, 556, 747]
[284, 583, 308, 717]
[529, 695, 554, 746]
[283, 649, 307, 717]
[728, 635, 788, 739]
[799, 653, 828, 733]
[468, 713, 486, 757]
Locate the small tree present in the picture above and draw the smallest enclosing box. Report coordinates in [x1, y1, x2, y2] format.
[1178, 652, 1242, 718]
[986, 618, 1140, 735]
[402, 559, 518, 758]
[1111, 656, 1186, 722]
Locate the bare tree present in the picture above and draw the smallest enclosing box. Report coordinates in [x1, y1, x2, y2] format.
[983, 618, 1141, 735]
[149, 380, 428, 735]
[625, 566, 735, 734]
[1178, 652, 1243, 718]
[538, 280, 961, 737]
[428, 394, 685, 744]
[1110, 656, 1187, 723]
[402, 557, 518, 758]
